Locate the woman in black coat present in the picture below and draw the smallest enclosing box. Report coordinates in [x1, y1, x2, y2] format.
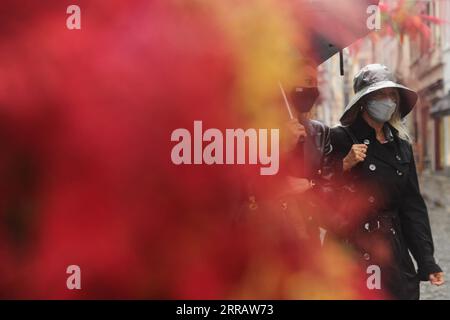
[329, 64, 444, 299]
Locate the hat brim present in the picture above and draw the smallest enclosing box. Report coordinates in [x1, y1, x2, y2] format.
[339, 80, 418, 125]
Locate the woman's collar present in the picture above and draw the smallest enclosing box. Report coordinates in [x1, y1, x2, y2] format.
[350, 113, 395, 143]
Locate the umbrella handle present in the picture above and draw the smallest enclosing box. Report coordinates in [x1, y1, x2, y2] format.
[278, 82, 294, 120]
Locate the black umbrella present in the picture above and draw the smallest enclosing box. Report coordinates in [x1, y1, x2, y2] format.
[299, 0, 380, 73]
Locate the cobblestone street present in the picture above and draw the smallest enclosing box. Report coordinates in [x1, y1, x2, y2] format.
[419, 172, 450, 300]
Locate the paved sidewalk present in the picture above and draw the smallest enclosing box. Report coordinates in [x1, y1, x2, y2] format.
[420, 171, 450, 210]
[418, 171, 450, 300]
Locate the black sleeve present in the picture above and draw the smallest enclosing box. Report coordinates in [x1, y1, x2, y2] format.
[313, 126, 348, 231]
[320, 125, 336, 180]
[399, 145, 442, 281]
[326, 126, 353, 184]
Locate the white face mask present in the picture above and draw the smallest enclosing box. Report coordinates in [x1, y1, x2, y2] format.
[366, 98, 397, 123]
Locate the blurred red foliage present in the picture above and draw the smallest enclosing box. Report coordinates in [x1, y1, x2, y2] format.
[0, 0, 386, 299]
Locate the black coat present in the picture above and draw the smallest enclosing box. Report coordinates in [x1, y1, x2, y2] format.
[287, 119, 333, 181]
[329, 114, 442, 299]
[234, 119, 334, 244]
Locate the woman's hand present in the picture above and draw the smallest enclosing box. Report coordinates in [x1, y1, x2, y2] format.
[285, 119, 307, 151]
[281, 176, 312, 197]
[429, 272, 445, 286]
[343, 144, 368, 171]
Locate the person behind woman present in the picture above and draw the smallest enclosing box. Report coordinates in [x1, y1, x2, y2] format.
[281, 73, 334, 247]
[330, 64, 444, 299]
[234, 62, 335, 247]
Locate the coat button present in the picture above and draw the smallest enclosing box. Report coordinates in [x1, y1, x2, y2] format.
[363, 139, 370, 145]
[281, 201, 288, 210]
[363, 253, 371, 261]
[396, 170, 403, 176]
[391, 228, 396, 235]
[396, 155, 401, 161]
[368, 196, 375, 203]
[369, 164, 376, 171]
